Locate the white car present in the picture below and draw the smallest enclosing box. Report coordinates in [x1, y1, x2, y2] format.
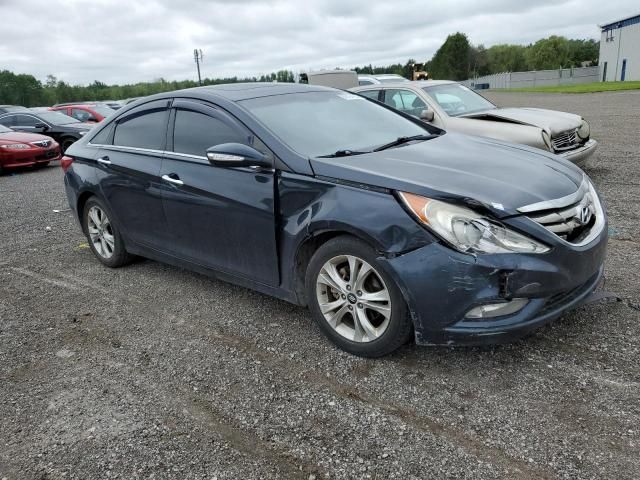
[351, 80, 598, 166]
[357, 74, 410, 86]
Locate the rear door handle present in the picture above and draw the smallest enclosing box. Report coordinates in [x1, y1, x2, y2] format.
[162, 174, 184, 186]
[97, 156, 111, 165]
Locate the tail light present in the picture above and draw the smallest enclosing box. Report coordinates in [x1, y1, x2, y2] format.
[60, 155, 74, 172]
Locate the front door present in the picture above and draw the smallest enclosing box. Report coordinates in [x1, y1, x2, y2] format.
[95, 99, 171, 251]
[160, 99, 279, 286]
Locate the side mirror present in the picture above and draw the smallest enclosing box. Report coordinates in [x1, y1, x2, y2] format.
[34, 123, 49, 131]
[206, 143, 271, 169]
[420, 109, 435, 122]
[87, 117, 98, 123]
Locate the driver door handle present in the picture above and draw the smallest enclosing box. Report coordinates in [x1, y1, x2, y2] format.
[97, 156, 111, 165]
[162, 174, 184, 186]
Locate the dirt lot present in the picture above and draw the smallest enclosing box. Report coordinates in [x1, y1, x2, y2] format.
[1, 90, 639, 480]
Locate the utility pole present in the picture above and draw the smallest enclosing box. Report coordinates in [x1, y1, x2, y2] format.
[194, 49, 203, 85]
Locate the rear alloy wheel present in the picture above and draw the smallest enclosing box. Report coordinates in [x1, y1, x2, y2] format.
[306, 236, 413, 357]
[87, 205, 115, 259]
[83, 197, 133, 268]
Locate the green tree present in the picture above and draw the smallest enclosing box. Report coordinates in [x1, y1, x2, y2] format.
[566, 39, 599, 66]
[485, 44, 528, 73]
[429, 32, 472, 80]
[525, 36, 571, 70]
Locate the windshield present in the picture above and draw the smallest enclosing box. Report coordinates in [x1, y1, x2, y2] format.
[0, 124, 12, 133]
[241, 91, 430, 158]
[423, 84, 496, 117]
[38, 111, 81, 125]
[92, 105, 115, 117]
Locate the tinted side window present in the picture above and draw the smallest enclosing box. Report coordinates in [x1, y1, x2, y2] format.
[113, 109, 168, 150]
[173, 109, 247, 157]
[90, 123, 114, 145]
[0, 115, 16, 127]
[15, 115, 39, 127]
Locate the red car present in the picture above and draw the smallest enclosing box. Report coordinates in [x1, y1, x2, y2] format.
[0, 124, 61, 173]
[50, 104, 115, 123]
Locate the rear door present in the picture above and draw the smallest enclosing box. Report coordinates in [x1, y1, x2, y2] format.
[160, 99, 279, 285]
[94, 99, 171, 251]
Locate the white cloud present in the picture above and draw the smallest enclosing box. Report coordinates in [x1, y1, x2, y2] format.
[0, 0, 636, 84]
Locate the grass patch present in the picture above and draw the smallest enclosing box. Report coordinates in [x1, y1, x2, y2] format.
[497, 81, 640, 94]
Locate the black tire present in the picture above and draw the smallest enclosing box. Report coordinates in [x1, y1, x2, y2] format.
[61, 138, 76, 153]
[82, 196, 134, 268]
[305, 236, 413, 357]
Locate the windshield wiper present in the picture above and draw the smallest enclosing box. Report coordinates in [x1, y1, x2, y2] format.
[317, 149, 370, 158]
[373, 134, 436, 152]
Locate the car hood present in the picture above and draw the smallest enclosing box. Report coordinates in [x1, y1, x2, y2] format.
[309, 132, 584, 218]
[0, 132, 53, 143]
[461, 108, 582, 135]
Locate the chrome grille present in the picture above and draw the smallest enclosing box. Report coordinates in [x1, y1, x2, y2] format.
[31, 140, 51, 148]
[518, 177, 604, 246]
[551, 129, 578, 152]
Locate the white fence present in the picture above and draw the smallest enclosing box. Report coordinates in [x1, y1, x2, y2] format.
[462, 66, 600, 90]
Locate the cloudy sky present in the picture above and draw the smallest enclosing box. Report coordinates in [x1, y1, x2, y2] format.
[0, 0, 636, 85]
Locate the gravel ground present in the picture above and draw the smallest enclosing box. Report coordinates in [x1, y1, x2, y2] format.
[1, 90, 639, 480]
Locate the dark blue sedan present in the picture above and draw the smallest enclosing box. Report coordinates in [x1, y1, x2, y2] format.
[62, 83, 607, 357]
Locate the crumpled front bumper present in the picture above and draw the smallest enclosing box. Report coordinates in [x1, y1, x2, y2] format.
[379, 219, 608, 346]
[558, 139, 598, 167]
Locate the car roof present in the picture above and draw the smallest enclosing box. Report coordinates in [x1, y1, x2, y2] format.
[53, 104, 99, 108]
[0, 111, 43, 119]
[354, 80, 456, 89]
[167, 82, 335, 102]
[0, 105, 29, 110]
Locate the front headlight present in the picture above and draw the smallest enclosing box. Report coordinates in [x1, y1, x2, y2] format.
[398, 192, 550, 254]
[0, 143, 30, 149]
[577, 120, 590, 140]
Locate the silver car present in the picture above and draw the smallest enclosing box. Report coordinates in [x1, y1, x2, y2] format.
[351, 80, 598, 166]
[357, 74, 410, 86]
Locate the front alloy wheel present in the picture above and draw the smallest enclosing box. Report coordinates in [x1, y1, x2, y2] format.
[306, 236, 413, 357]
[316, 255, 391, 342]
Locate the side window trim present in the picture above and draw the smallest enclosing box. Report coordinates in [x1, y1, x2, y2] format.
[15, 114, 48, 128]
[169, 100, 251, 159]
[172, 97, 277, 166]
[111, 99, 171, 151]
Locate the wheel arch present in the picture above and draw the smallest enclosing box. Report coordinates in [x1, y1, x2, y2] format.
[76, 190, 96, 230]
[292, 226, 384, 307]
